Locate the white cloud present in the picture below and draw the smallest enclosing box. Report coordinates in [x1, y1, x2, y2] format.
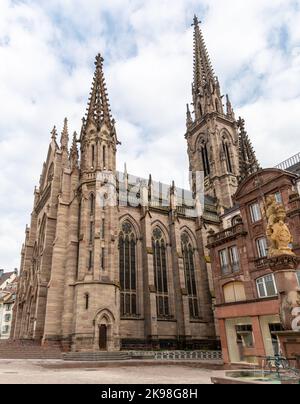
[0, 0, 300, 269]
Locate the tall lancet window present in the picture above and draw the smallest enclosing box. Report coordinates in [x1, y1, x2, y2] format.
[181, 233, 200, 319]
[152, 228, 169, 318]
[200, 141, 210, 178]
[91, 145, 95, 168]
[103, 146, 106, 169]
[119, 221, 137, 317]
[88, 194, 95, 270]
[223, 141, 233, 173]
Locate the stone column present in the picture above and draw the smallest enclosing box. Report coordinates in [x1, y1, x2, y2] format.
[269, 255, 300, 367]
[141, 210, 159, 348]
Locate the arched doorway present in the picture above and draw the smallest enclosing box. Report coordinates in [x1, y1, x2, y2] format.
[99, 324, 108, 350]
[93, 309, 120, 352]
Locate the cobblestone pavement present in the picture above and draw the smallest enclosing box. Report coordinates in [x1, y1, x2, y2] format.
[0, 360, 225, 384]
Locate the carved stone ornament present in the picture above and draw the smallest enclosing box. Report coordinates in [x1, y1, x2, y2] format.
[265, 195, 295, 257]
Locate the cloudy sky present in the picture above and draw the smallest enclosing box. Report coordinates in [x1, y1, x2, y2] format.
[0, 0, 300, 270]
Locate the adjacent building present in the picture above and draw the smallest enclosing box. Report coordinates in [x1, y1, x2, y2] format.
[208, 169, 300, 364]
[0, 270, 18, 340]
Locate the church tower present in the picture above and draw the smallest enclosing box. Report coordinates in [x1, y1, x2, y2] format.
[186, 16, 259, 209]
[71, 54, 121, 351]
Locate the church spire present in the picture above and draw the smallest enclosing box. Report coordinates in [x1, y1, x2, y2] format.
[192, 16, 224, 120]
[84, 54, 114, 131]
[193, 15, 215, 92]
[237, 117, 260, 182]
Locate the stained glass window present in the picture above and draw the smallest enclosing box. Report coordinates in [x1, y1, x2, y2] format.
[181, 233, 200, 319]
[119, 221, 137, 316]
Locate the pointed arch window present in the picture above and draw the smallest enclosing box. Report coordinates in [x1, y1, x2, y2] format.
[223, 140, 233, 173]
[91, 145, 95, 168]
[200, 142, 210, 178]
[152, 228, 169, 318]
[181, 233, 200, 319]
[89, 194, 95, 245]
[38, 216, 46, 254]
[119, 221, 137, 317]
[89, 193, 95, 216]
[103, 146, 106, 169]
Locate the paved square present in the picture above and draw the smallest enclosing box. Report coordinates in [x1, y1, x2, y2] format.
[0, 360, 224, 384]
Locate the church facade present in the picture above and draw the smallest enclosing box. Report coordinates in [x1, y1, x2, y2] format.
[11, 17, 259, 352]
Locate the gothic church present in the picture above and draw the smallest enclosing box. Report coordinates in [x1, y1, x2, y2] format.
[12, 17, 259, 351]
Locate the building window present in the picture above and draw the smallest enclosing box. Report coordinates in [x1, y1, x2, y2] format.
[2, 326, 9, 334]
[85, 294, 89, 310]
[257, 237, 268, 258]
[91, 145, 95, 168]
[38, 216, 46, 254]
[229, 246, 240, 273]
[223, 142, 233, 173]
[89, 222, 94, 244]
[275, 192, 283, 204]
[101, 219, 105, 239]
[103, 146, 106, 168]
[153, 228, 169, 318]
[219, 247, 240, 275]
[5, 304, 12, 312]
[250, 202, 262, 223]
[90, 194, 95, 216]
[101, 248, 105, 271]
[220, 249, 229, 275]
[236, 325, 254, 348]
[4, 314, 11, 322]
[119, 221, 137, 317]
[223, 282, 246, 303]
[257, 274, 277, 298]
[88, 250, 93, 271]
[201, 144, 210, 178]
[182, 232, 199, 319]
[269, 324, 284, 355]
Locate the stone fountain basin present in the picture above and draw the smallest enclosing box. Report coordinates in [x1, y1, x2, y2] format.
[211, 370, 300, 385]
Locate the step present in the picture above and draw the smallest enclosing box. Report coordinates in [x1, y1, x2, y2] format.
[63, 352, 132, 362]
[0, 342, 62, 359]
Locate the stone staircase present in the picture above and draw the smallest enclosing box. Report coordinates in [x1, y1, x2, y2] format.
[0, 340, 62, 360]
[63, 351, 132, 362]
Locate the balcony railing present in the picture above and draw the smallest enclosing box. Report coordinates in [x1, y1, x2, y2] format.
[221, 262, 240, 276]
[208, 223, 246, 246]
[253, 257, 270, 270]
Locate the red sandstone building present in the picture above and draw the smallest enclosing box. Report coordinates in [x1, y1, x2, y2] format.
[208, 166, 300, 365]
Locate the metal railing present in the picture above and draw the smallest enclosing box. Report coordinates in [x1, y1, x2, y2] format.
[276, 152, 300, 171]
[130, 350, 223, 361]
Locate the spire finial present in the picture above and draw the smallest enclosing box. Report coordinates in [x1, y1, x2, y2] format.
[60, 117, 69, 151]
[51, 126, 57, 141]
[186, 103, 193, 129]
[70, 131, 79, 169]
[226, 95, 235, 119]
